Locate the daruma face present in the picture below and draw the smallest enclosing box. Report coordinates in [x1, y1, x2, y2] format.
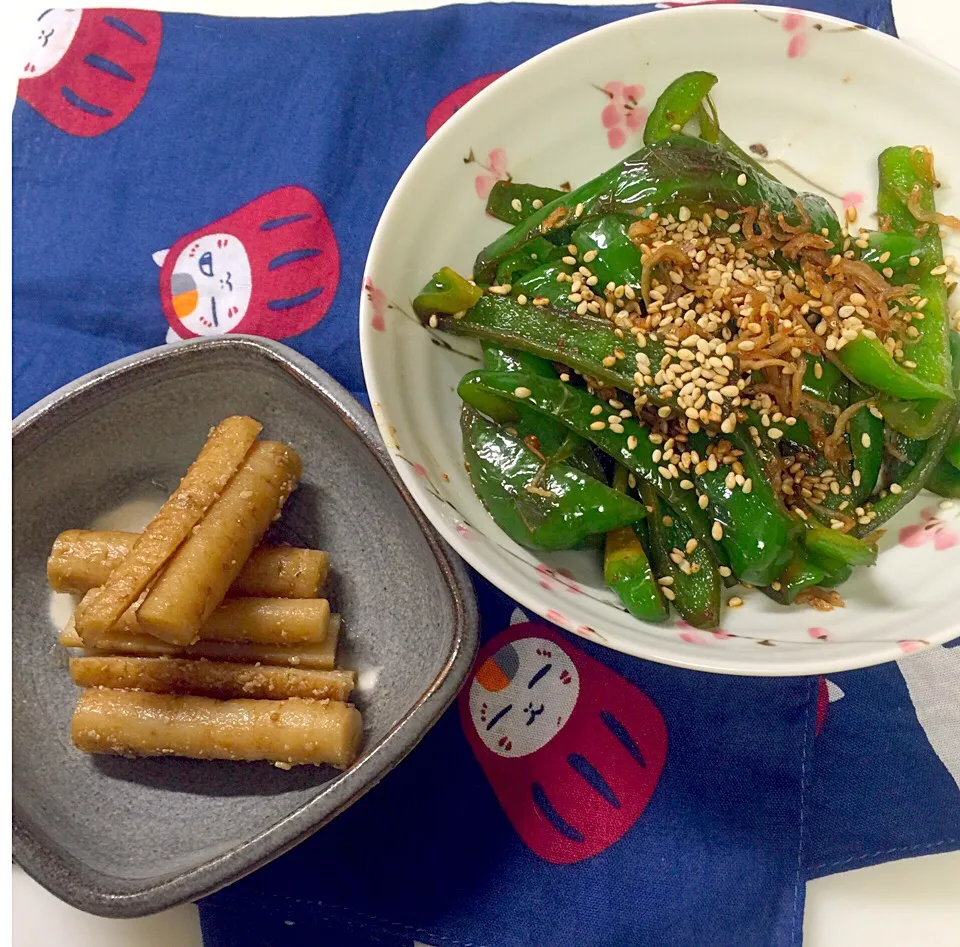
[468, 636, 580, 758]
[167, 234, 253, 336]
[21, 9, 83, 79]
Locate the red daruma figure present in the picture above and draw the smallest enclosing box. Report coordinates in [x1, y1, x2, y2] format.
[18, 9, 162, 137]
[460, 620, 667, 864]
[155, 186, 341, 341]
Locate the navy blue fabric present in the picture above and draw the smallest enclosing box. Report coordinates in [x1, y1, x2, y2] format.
[16, 4, 960, 947]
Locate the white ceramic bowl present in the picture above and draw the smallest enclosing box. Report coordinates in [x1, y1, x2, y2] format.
[360, 4, 960, 675]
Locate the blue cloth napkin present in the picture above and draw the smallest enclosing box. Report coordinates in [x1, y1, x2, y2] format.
[14, 3, 960, 946]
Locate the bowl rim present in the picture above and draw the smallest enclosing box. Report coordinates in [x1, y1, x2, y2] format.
[359, 3, 960, 677]
[12, 334, 479, 916]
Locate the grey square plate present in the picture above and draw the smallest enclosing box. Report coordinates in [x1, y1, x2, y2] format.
[12, 336, 478, 917]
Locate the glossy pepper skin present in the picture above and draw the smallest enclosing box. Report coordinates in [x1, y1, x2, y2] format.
[926, 460, 960, 498]
[473, 136, 842, 284]
[425, 293, 725, 416]
[495, 237, 564, 286]
[945, 431, 960, 471]
[411, 266, 482, 318]
[486, 181, 564, 227]
[848, 384, 884, 503]
[643, 71, 718, 145]
[571, 215, 644, 289]
[803, 527, 877, 570]
[456, 369, 728, 564]
[603, 467, 669, 623]
[639, 483, 721, 629]
[765, 551, 852, 605]
[461, 407, 647, 550]
[876, 146, 953, 397]
[688, 430, 801, 586]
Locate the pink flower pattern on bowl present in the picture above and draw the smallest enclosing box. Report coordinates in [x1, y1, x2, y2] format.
[363, 276, 387, 333]
[899, 508, 959, 552]
[473, 148, 510, 200]
[600, 82, 647, 149]
[782, 10, 810, 58]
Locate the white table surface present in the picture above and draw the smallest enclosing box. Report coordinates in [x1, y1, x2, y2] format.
[9, 1, 960, 944]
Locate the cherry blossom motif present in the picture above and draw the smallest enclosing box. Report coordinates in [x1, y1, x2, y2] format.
[841, 191, 865, 214]
[455, 522, 476, 540]
[679, 630, 708, 645]
[808, 627, 829, 640]
[364, 276, 387, 332]
[600, 81, 647, 149]
[711, 629, 732, 640]
[535, 563, 583, 594]
[412, 462, 428, 478]
[544, 609, 567, 627]
[472, 148, 510, 200]
[898, 507, 959, 551]
[898, 640, 928, 655]
[782, 10, 810, 58]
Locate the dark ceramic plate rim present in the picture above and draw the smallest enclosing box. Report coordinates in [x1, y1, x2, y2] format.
[12, 335, 479, 917]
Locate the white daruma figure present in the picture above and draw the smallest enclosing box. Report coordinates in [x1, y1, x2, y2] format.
[20, 9, 83, 79]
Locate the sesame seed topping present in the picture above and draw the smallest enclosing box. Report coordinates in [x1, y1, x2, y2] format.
[737, 173, 747, 186]
[589, 421, 606, 431]
[590, 405, 603, 415]
[511, 198, 523, 213]
[516, 294, 528, 305]
[488, 284, 511, 295]
[718, 565, 732, 577]
[513, 386, 531, 399]
[627, 435, 639, 449]
[662, 586, 676, 601]
[727, 595, 744, 607]
[561, 255, 577, 266]
[574, 203, 585, 218]
[860, 432, 871, 448]
[742, 478, 753, 494]
[532, 198, 543, 209]
[931, 263, 949, 276]
[889, 482, 902, 494]
[909, 255, 920, 266]
[583, 249, 598, 263]
[712, 521, 724, 541]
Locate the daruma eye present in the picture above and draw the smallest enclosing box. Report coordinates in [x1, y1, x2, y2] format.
[198, 251, 214, 278]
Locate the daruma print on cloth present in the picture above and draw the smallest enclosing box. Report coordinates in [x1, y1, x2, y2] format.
[155, 186, 340, 341]
[461, 617, 667, 864]
[425, 73, 506, 139]
[18, 8, 162, 137]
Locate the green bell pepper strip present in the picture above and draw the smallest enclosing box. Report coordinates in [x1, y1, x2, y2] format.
[803, 527, 877, 570]
[604, 467, 670, 622]
[495, 237, 564, 286]
[878, 332, 960, 440]
[849, 385, 884, 502]
[856, 395, 960, 537]
[412, 266, 482, 317]
[456, 369, 728, 564]
[764, 551, 852, 605]
[859, 231, 925, 283]
[481, 343, 604, 479]
[571, 215, 644, 289]
[473, 136, 842, 284]
[461, 407, 647, 550]
[945, 431, 960, 471]
[688, 429, 801, 585]
[643, 71, 718, 145]
[639, 483, 722, 629]
[511, 262, 576, 310]
[884, 427, 927, 486]
[424, 293, 716, 414]
[926, 459, 960, 498]
[875, 145, 953, 398]
[836, 336, 951, 401]
[486, 181, 565, 227]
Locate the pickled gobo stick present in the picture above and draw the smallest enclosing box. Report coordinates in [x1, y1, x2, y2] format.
[60, 614, 341, 669]
[70, 656, 356, 702]
[74, 416, 262, 641]
[71, 689, 362, 768]
[137, 441, 302, 645]
[48, 530, 329, 598]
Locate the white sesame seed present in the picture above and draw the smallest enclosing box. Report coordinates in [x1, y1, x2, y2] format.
[736, 173, 747, 186]
[889, 482, 902, 494]
[589, 421, 606, 431]
[428, 314, 438, 328]
[590, 405, 603, 415]
[768, 428, 783, 440]
[513, 386, 532, 399]
[516, 294, 528, 305]
[574, 202, 585, 218]
[658, 575, 674, 586]
[909, 255, 920, 266]
[852, 469, 861, 487]
[718, 566, 732, 578]
[699, 494, 710, 509]
[686, 538, 698, 555]
[511, 198, 523, 213]
[931, 263, 949, 276]
[488, 284, 512, 295]
[712, 521, 724, 541]
[678, 206, 692, 222]
[861, 432, 871, 448]
[662, 586, 676, 601]
[883, 267, 894, 278]
[627, 435, 639, 450]
[562, 255, 577, 266]
[728, 596, 744, 607]
[742, 478, 753, 494]
[583, 249, 598, 263]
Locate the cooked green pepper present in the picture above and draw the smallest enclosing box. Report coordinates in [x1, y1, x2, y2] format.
[604, 467, 669, 622]
[412, 266, 482, 317]
[849, 385, 884, 502]
[639, 483, 721, 629]
[926, 459, 960, 498]
[473, 137, 842, 284]
[486, 181, 565, 227]
[461, 407, 646, 550]
[765, 551, 852, 605]
[495, 238, 564, 286]
[803, 527, 877, 570]
[876, 145, 953, 397]
[571, 215, 643, 289]
[945, 430, 960, 471]
[456, 369, 726, 563]
[688, 429, 801, 585]
[425, 293, 715, 415]
[859, 230, 925, 283]
[643, 71, 718, 145]
[481, 343, 604, 479]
